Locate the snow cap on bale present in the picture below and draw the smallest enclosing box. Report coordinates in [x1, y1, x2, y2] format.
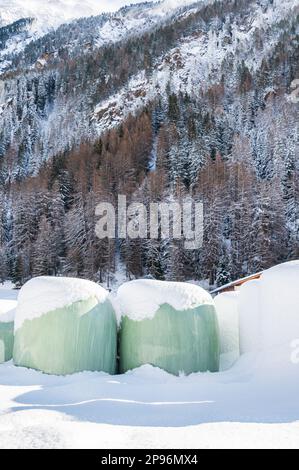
[118, 279, 220, 376]
[117, 279, 214, 322]
[13, 276, 117, 375]
[14, 276, 108, 331]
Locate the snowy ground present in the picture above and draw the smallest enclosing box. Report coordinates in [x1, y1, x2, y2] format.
[1, 355, 299, 449]
[1, 281, 299, 449]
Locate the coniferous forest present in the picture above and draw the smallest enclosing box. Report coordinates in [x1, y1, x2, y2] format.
[0, 0, 298, 288]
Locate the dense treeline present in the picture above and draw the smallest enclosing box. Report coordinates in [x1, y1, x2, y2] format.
[1, 84, 298, 288]
[0, 0, 298, 288]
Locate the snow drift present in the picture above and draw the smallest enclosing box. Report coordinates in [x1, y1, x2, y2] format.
[13, 277, 117, 375]
[118, 280, 220, 376]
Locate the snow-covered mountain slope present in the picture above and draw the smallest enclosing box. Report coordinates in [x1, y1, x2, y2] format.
[95, 0, 205, 46]
[92, 0, 299, 133]
[0, 0, 147, 28]
[0, 1, 204, 74]
[0, 0, 298, 179]
[0, 1, 151, 73]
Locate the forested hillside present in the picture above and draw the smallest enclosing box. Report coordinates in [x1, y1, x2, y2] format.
[0, 0, 298, 288]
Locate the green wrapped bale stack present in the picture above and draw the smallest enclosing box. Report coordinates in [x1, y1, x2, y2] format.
[118, 280, 220, 376]
[13, 277, 117, 375]
[0, 300, 17, 363]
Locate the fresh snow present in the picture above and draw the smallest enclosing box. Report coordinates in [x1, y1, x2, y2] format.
[1, 347, 299, 448]
[14, 276, 108, 331]
[117, 279, 213, 321]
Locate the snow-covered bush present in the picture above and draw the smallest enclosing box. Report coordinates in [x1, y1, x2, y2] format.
[238, 280, 261, 354]
[0, 300, 17, 363]
[259, 261, 299, 349]
[118, 280, 220, 376]
[13, 277, 117, 375]
[214, 292, 239, 370]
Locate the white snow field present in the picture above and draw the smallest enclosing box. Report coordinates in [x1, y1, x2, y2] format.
[1, 352, 299, 449]
[0, 261, 299, 449]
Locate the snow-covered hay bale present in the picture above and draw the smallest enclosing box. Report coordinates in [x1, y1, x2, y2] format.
[238, 280, 261, 355]
[0, 300, 17, 363]
[13, 277, 117, 375]
[260, 261, 299, 349]
[214, 291, 239, 370]
[118, 280, 220, 376]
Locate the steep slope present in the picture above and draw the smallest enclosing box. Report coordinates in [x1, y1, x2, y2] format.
[93, 0, 299, 133]
[0, 1, 201, 74]
[1, 0, 298, 178]
[0, 0, 147, 73]
[0, 0, 215, 77]
[0, 0, 213, 177]
[0, 0, 146, 27]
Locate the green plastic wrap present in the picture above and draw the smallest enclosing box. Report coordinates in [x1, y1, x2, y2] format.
[13, 297, 117, 375]
[119, 303, 220, 376]
[0, 321, 14, 363]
